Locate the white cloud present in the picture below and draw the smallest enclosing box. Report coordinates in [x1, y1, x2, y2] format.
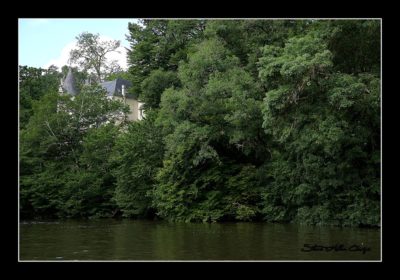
[43, 41, 76, 69]
[99, 35, 129, 70]
[43, 35, 128, 71]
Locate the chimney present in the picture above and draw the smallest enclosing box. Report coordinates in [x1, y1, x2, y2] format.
[122, 84, 126, 103]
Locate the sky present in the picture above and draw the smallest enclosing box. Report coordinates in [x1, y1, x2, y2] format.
[18, 18, 139, 70]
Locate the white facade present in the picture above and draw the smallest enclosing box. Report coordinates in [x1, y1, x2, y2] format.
[111, 96, 144, 121]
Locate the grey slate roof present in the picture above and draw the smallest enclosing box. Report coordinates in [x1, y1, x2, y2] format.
[100, 78, 133, 97]
[62, 68, 78, 95]
[60, 69, 135, 99]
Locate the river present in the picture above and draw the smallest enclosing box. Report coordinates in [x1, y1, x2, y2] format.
[19, 219, 380, 261]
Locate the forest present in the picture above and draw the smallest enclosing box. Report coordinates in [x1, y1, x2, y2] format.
[19, 19, 380, 227]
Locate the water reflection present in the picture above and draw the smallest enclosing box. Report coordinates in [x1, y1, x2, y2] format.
[20, 220, 380, 260]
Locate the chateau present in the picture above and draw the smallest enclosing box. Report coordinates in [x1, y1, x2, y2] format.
[59, 68, 145, 121]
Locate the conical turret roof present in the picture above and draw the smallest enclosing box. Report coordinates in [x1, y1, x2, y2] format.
[62, 67, 78, 95]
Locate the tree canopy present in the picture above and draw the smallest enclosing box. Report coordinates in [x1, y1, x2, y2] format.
[69, 32, 122, 83]
[20, 20, 380, 227]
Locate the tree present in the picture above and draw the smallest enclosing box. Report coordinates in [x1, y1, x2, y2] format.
[111, 111, 164, 218]
[20, 85, 129, 218]
[127, 19, 205, 96]
[257, 25, 380, 226]
[21, 19, 380, 227]
[60, 123, 120, 218]
[69, 32, 121, 83]
[104, 70, 132, 82]
[19, 65, 60, 129]
[153, 38, 266, 222]
[140, 69, 180, 109]
[325, 20, 380, 74]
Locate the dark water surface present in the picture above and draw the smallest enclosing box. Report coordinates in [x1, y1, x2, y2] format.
[19, 219, 380, 261]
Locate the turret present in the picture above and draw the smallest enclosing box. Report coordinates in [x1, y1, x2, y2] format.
[61, 67, 78, 95]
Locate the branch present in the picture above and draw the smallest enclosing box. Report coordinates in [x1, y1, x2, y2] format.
[44, 120, 57, 139]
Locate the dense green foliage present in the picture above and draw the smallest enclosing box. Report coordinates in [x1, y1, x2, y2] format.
[140, 69, 180, 109]
[19, 65, 60, 129]
[127, 20, 205, 96]
[20, 86, 128, 218]
[111, 111, 164, 218]
[257, 29, 380, 226]
[20, 20, 380, 227]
